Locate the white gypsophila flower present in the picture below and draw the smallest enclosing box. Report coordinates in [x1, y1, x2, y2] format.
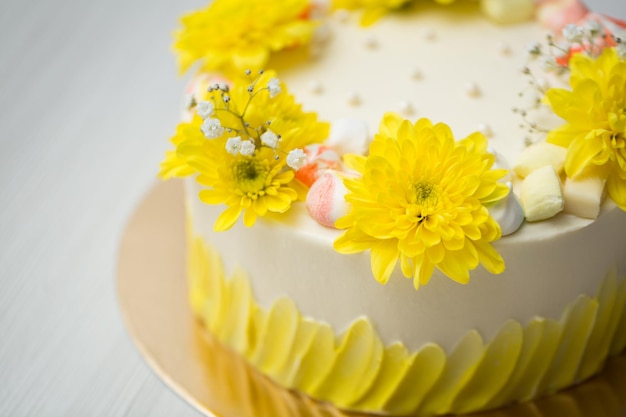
[286, 148, 307, 170]
[225, 136, 243, 155]
[196, 100, 214, 119]
[562, 24, 584, 43]
[201, 117, 225, 139]
[239, 140, 256, 156]
[617, 44, 626, 60]
[541, 56, 559, 72]
[526, 41, 542, 57]
[267, 78, 282, 98]
[584, 20, 603, 37]
[260, 129, 280, 149]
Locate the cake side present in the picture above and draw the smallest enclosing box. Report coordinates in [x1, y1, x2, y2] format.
[187, 177, 626, 352]
[186, 201, 626, 414]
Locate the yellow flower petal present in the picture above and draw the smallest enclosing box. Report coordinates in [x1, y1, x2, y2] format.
[214, 206, 243, 231]
[243, 207, 258, 227]
[158, 150, 195, 179]
[474, 240, 506, 275]
[334, 228, 377, 254]
[606, 171, 626, 210]
[370, 240, 399, 285]
[232, 47, 270, 74]
[414, 257, 435, 288]
[438, 255, 471, 285]
[565, 130, 606, 177]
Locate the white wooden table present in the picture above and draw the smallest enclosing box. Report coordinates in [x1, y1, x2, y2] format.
[0, 0, 624, 415]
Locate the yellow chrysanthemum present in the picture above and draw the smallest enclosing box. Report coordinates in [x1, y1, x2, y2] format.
[332, 0, 456, 27]
[334, 114, 509, 289]
[159, 71, 329, 230]
[545, 47, 626, 209]
[197, 147, 301, 231]
[174, 0, 319, 75]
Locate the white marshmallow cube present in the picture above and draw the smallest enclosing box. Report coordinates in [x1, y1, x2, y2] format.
[563, 176, 606, 219]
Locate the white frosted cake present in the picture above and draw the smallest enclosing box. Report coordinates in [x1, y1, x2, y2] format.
[160, 0, 626, 414]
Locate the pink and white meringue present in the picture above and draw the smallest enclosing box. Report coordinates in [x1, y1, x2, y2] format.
[306, 170, 349, 228]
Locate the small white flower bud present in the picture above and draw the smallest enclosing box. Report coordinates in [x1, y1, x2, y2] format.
[239, 140, 256, 156]
[261, 129, 280, 149]
[225, 136, 243, 155]
[201, 118, 224, 139]
[196, 100, 214, 119]
[584, 20, 603, 37]
[562, 24, 584, 43]
[267, 78, 282, 98]
[526, 41, 542, 57]
[287, 148, 307, 170]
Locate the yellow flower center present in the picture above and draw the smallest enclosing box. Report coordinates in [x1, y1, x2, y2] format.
[233, 158, 269, 195]
[410, 181, 439, 223]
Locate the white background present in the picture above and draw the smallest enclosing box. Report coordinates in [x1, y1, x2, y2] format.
[0, 0, 624, 415]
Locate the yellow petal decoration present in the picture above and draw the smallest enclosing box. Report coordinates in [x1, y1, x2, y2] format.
[334, 114, 510, 289]
[452, 321, 524, 413]
[610, 279, 626, 356]
[189, 231, 626, 415]
[250, 297, 300, 376]
[354, 343, 414, 410]
[417, 330, 485, 415]
[544, 47, 626, 210]
[174, 0, 320, 75]
[311, 318, 383, 404]
[384, 344, 446, 414]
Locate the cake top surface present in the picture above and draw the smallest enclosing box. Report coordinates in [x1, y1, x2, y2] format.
[271, 2, 546, 165]
[161, 0, 626, 290]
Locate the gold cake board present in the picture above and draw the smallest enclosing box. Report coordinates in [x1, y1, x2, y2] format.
[117, 180, 626, 417]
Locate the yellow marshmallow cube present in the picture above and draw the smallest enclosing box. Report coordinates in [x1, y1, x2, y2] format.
[513, 142, 567, 179]
[521, 165, 564, 222]
[481, 0, 535, 24]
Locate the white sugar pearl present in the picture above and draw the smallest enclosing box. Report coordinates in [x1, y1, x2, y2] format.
[477, 123, 493, 137]
[465, 82, 481, 98]
[497, 42, 512, 56]
[399, 100, 414, 116]
[347, 92, 361, 106]
[308, 80, 323, 94]
[422, 28, 436, 41]
[364, 35, 378, 49]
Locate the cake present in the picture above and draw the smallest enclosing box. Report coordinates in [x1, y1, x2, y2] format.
[159, 0, 626, 415]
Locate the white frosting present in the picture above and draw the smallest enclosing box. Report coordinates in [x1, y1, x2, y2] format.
[271, 2, 552, 165]
[186, 4, 626, 353]
[488, 182, 525, 235]
[188, 179, 626, 352]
